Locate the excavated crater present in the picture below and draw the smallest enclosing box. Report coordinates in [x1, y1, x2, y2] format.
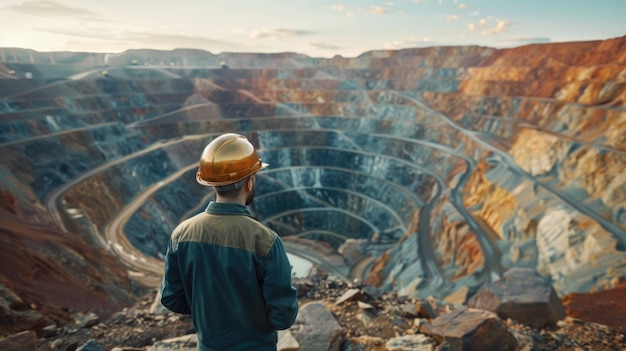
[1, 41, 626, 303]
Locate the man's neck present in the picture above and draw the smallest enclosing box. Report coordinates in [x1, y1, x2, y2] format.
[215, 195, 246, 205]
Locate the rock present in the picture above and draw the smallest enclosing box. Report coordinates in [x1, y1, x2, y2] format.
[362, 285, 383, 299]
[41, 323, 58, 338]
[108, 311, 126, 324]
[357, 301, 375, 310]
[0, 284, 29, 311]
[341, 336, 386, 351]
[294, 279, 314, 298]
[467, 268, 566, 328]
[431, 309, 518, 351]
[416, 300, 437, 319]
[50, 339, 64, 350]
[338, 239, 368, 265]
[402, 302, 419, 318]
[336, 289, 364, 305]
[385, 334, 436, 351]
[147, 334, 197, 351]
[509, 129, 563, 176]
[402, 300, 437, 320]
[0, 284, 47, 334]
[0, 330, 37, 351]
[150, 288, 170, 315]
[74, 311, 100, 329]
[290, 301, 343, 351]
[76, 339, 104, 351]
[443, 285, 469, 305]
[277, 330, 300, 351]
[511, 331, 539, 351]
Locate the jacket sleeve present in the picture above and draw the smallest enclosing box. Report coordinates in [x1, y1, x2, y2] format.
[160, 239, 191, 315]
[261, 236, 299, 330]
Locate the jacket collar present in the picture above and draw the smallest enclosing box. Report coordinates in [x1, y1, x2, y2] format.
[205, 201, 253, 216]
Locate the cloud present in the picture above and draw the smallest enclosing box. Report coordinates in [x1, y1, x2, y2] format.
[309, 42, 342, 50]
[121, 32, 237, 48]
[457, 3, 468, 9]
[467, 18, 508, 35]
[328, 4, 359, 16]
[329, 3, 391, 16]
[40, 27, 117, 40]
[383, 35, 434, 50]
[38, 26, 239, 49]
[371, 5, 388, 15]
[250, 28, 315, 40]
[446, 14, 459, 21]
[468, 11, 480, 16]
[330, 4, 348, 11]
[6, 0, 102, 21]
[481, 20, 507, 35]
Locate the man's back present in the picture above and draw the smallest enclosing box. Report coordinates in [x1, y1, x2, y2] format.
[160, 202, 298, 351]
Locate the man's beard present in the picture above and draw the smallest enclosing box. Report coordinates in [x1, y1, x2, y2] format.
[245, 188, 255, 205]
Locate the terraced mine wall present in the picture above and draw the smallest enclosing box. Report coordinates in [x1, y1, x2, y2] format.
[1, 38, 625, 301]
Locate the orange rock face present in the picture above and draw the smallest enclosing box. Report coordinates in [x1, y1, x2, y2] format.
[0, 194, 134, 336]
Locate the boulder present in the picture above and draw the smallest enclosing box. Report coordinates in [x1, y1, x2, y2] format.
[467, 268, 565, 328]
[430, 309, 518, 351]
[277, 330, 300, 351]
[290, 301, 343, 351]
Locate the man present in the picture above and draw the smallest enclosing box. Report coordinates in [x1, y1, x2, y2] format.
[160, 133, 299, 351]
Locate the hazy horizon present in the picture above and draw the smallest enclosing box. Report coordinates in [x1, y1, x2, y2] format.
[1, 0, 625, 58]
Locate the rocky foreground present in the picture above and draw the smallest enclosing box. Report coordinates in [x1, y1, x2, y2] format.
[0, 269, 621, 351]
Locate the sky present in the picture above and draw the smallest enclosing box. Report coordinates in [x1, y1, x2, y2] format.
[0, 0, 625, 58]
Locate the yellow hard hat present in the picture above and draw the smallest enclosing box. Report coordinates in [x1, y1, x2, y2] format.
[196, 133, 268, 187]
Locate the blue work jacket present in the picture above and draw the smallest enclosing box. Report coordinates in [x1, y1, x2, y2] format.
[160, 201, 299, 351]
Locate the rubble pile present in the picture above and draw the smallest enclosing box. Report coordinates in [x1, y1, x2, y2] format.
[21, 269, 625, 351]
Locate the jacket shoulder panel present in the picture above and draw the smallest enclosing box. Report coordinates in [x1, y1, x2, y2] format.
[172, 212, 278, 257]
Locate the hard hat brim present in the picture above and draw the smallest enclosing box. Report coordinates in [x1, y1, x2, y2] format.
[197, 162, 268, 187]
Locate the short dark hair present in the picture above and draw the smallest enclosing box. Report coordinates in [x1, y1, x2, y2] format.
[215, 177, 248, 198]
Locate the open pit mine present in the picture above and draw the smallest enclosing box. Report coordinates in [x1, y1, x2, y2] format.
[0, 36, 625, 343]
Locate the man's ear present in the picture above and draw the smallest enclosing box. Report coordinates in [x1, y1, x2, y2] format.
[246, 176, 255, 191]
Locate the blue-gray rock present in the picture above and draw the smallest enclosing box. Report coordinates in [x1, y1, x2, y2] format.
[76, 339, 104, 351]
[290, 301, 343, 351]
